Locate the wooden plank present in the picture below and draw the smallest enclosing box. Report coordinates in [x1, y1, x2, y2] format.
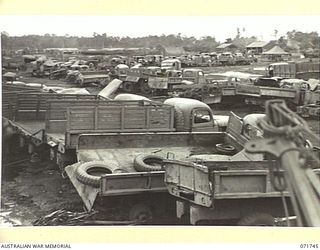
[46, 120, 66, 133]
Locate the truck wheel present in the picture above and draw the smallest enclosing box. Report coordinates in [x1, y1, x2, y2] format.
[140, 81, 151, 95]
[216, 143, 236, 155]
[122, 82, 134, 93]
[174, 106, 185, 131]
[76, 161, 119, 187]
[133, 154, 164, 172]
[129, 203, 153, 223]
[237, 213, 275, 226]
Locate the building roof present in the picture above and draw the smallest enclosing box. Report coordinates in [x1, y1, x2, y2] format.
[216, 43, 237, 49]
[163, 46, 186, 56]
[246, 41, 269, 48]
[262, 46, 290, 55]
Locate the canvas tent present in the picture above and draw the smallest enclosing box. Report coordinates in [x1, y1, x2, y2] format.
[261, 46, 291, 62]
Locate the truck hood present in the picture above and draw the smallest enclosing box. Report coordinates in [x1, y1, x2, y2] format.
[98, 79, 122, 99]
[213, 115, 229, 127]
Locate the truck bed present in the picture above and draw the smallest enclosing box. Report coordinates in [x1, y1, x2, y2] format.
[66, 131, 242, 210]
[12, 120, 65, 145]
[76, 132, 240, 172]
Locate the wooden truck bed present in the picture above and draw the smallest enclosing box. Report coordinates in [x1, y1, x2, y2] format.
[235, 84, 297, 98]
[8, 92, 175, 150]
[66, 131, 242, 210]
[76, 132, 236, 170]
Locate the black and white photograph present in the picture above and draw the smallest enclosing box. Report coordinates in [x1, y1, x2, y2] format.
[1, 14, 320, 229]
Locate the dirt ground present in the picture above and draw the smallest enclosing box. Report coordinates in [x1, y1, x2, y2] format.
[1, 63, 319, 226]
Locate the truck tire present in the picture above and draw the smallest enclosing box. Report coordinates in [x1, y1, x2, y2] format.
[140, 80, 151, 95]
[133, 154, 164, 172]
[216, 143, 236, 155]
[174, 106, 185, 132]
[122, 82, 134, 93]
[237, 213, 275, 226]
[76, 161, 119, 187]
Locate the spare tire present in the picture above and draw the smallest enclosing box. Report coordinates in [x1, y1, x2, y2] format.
[140, 80, 151, 95]
[122, 82, 134, 93]
[216, 143, 236, 155]
[76, 161, 119, 187]
[134, 154, 165, 172]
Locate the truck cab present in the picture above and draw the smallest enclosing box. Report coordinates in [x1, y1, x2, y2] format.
[161, 59, 182, 72]
[218, 52, 235, 65]
[164, 98, 229, 132]
[168, 69, 206, 92]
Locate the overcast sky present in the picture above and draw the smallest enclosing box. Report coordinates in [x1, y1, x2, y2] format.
[0, 15, 319, 42]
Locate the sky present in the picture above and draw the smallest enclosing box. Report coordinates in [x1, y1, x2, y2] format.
[0, 15, 319, 42]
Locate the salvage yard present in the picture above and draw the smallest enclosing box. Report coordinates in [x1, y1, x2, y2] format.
[2, 61, 320, 226]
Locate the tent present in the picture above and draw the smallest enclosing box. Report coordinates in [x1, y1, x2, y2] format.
[262, 46, 290, 55]
[261, 46, 291, 62]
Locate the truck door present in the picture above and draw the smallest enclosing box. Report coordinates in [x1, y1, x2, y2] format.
[191, 108, 215, 132]
[198, 71, 206, 85]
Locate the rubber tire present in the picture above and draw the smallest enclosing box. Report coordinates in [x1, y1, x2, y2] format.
[237, 213, 275, 226]
[133, 154, 165, 172]
[139, 79, 151, 95]
[122, 82, 134, 93]
[174, 106, 185, 132]
[76, 161, 119, 187]
[216, 143, 236, 155]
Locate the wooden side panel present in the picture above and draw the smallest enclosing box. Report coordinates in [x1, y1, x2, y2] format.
[68, 108, 95, 130]
[149, 108, 172, 129]
[97, 107, 122, 129]
[46, 120, 67, 133]
[124, 107, 147, 129]
[67, 104, 175, 133]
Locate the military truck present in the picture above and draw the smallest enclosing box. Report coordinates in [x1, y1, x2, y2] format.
[64, 111, 260, 223]
[268, 61, 320, 80]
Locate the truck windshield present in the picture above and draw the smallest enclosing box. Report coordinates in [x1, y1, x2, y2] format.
[193, 109, 212, 123]
[183, 71, 196, 77]
[161, 62, 173, 67]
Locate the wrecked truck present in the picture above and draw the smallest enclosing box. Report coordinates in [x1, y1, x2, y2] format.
[64, 111, 269, 223]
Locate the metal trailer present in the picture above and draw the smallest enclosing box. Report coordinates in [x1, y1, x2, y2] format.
[163, 158, 319, 225]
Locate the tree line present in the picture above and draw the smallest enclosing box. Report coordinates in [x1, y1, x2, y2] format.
[1, 30, 319, 53]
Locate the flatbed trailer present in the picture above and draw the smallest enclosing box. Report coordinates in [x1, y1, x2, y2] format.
[65, 113, 261, 221]
[6, 92, 175, 168]
[65, 130, 248, 216]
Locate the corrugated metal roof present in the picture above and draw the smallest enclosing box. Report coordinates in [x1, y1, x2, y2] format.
[216, 43, 237, 49]
[246, 41, 269, 48]
[163, 47, 186, 56]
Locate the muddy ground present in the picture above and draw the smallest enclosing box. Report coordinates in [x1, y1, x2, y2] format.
[1, 63, 319, 226]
